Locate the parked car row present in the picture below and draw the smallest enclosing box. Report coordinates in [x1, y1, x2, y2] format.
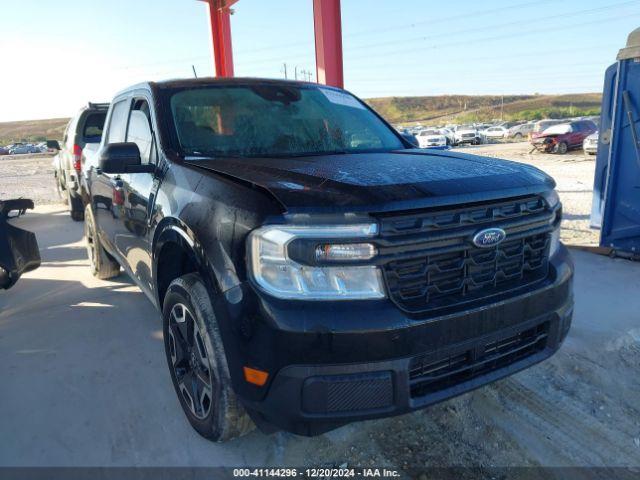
[398, 116, 601, 147]
[0, 142, 43, 155]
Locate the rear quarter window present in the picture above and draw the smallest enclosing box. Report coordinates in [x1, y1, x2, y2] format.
[82, 112, 107, 142]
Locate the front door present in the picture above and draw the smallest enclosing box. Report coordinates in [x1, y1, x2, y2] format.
[92, 98, 131, 259]
[115, 99, 159, 296]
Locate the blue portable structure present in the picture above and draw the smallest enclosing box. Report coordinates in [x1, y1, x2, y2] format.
[591, 27, 640, 256]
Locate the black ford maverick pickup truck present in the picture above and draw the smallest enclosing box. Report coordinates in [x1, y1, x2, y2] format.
[83, 78, 573, 441]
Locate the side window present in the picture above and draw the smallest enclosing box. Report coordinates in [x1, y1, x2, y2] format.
[82, 112, 107, 142]
[126, 100, 153, 165]
[106, 100, 130, 144]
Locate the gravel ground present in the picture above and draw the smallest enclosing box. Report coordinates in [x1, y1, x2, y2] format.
[0, 153, 60, 205]
[0, 143, 599, 246]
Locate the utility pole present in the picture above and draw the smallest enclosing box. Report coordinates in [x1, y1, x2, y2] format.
[500, 95, 504, 121]
[294, 65, 298, 80]
[282, 62, 288, 79]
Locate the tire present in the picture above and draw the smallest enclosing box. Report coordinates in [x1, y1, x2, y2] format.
[55, 174, 68, 205]
[514, 132, 523, 140]
[68, 188, 84, 221]
[163, 273, 254, 442]
[554, 141, 568, 154]
[84, 204, 120, 280]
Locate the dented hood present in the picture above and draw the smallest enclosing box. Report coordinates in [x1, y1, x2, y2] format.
[185, 149, 555, 213]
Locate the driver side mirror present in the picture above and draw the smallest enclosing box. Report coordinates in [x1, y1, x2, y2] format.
[99, 143, 154, 174]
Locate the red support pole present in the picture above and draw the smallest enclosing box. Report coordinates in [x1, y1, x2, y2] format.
[313, 0, 344, 88]
[204, 0, 235, 77]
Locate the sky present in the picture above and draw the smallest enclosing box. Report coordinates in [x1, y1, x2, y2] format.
[0, 0, 638, 122]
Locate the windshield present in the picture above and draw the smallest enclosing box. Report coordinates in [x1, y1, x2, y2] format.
[544, 124, 572, 135]
[534, 120, 561, 132]
[166, 84, 405, 158]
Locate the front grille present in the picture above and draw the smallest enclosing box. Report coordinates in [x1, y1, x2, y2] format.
[377, 195, 555, 314]
[409, 321, 550, 398]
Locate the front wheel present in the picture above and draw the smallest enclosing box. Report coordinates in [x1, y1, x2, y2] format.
[55, 174, 68, 205]
[163, 273, 254, 442]
[84, 204, 120, 279]
[554, 141, 568, 154]
[68, 188, 84, 221]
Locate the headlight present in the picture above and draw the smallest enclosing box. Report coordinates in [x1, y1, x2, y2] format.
[549, 226, 561, 257]
[248, 224, 386, 300]
[543, 190, 562, 256]
[542, 190, 560, 209]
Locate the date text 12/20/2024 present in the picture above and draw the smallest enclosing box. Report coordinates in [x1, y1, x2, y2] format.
[233, 468, 401, 478]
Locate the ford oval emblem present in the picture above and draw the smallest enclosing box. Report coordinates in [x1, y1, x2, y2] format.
[472, 228, 506, 248]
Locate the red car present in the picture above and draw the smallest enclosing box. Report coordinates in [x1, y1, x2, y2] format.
[530, 120, 597, 154]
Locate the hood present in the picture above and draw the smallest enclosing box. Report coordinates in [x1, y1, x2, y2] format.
[185, 149, 555, 214]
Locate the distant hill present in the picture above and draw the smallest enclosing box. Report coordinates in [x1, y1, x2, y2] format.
[0, 118, 69, 145]
[0, 92, 603, 143]
[364, 93, 602, 125]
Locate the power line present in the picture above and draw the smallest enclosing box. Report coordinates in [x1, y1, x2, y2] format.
[345, 44, 621, 71]
[234, 9, 639, 67]
[344, 0, 558, 38]
[349, 63, 612, 83]
[231, 0, 560, 55]
[343, 0, 639, 52]
[109, 0, 637, 73]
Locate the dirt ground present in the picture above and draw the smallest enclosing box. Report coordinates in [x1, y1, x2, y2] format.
[0, 153, 61, 206]
[0, 142, 599, 247]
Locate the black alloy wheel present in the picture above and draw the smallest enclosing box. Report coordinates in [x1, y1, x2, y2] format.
[167, 303, 214, 420]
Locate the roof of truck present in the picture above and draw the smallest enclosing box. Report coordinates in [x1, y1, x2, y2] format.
[116, 77, 327, 97]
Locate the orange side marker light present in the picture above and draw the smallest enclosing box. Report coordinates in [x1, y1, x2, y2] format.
[243, 366, 269, 386]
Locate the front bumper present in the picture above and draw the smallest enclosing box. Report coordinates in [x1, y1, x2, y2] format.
[218, 247, 574, 436]
[584, 144, 598, 154]
[531, 140, 553, 152]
